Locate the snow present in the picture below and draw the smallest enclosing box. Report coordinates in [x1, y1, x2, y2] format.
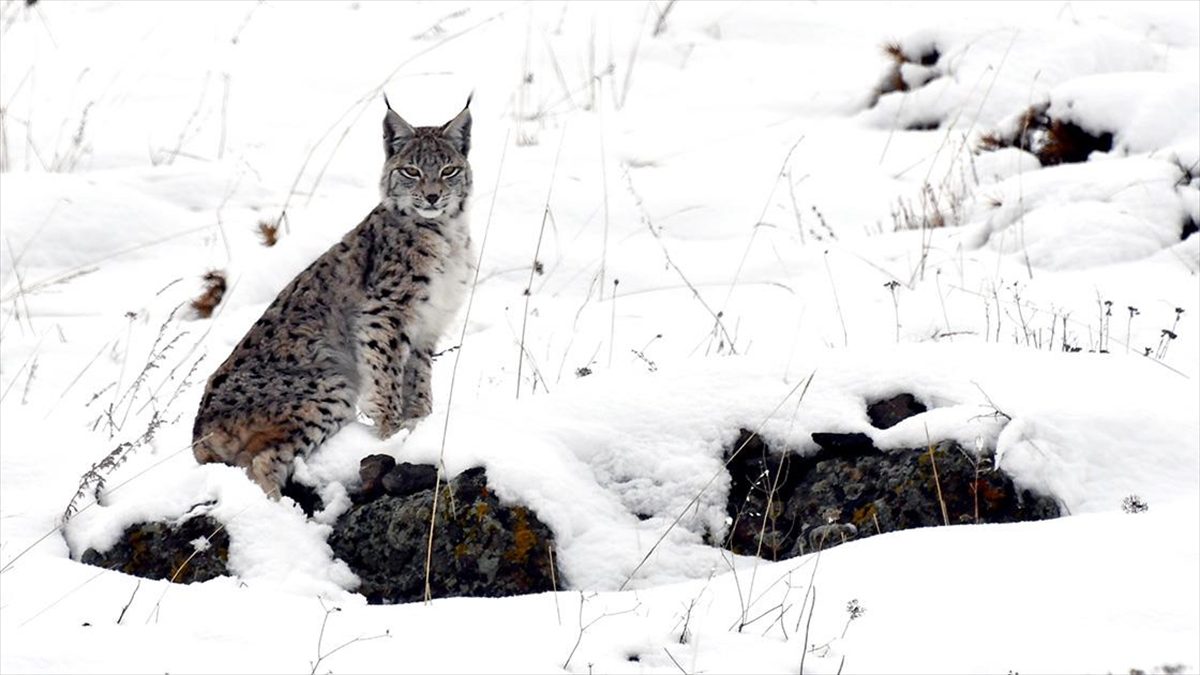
[2, 1, 1198, 673]
[965, 156, 1189, 270]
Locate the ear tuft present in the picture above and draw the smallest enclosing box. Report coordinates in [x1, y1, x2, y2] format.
[383, 104, 415, 158]
[441, 96, 473, 156]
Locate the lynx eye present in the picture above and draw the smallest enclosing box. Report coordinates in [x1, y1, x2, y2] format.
[440, 166, 461, 178]
[399, 166, 421, 179]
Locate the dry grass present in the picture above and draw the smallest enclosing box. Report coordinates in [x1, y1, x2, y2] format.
[256, 218, 280, 247]
[871, 39, 941, 107]
[976, 131, 1007, 152]
[881, 40, 906, 63]
[878, 41, 910, 97]
[190, 271, 227, 319]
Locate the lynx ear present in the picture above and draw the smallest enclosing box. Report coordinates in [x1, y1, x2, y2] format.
[440, 94, 473, 156]
[382, 95, 415, 158]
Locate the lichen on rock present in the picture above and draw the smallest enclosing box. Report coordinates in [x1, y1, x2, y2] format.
[80, 514, 229, 584]
[328, 459, 559, 605]
[76, 457, 560, 605]
[722, 419, 1062, 559]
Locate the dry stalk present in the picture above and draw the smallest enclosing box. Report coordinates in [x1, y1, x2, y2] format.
[515, 126, 567, 399]
[925, 426, 950, 526]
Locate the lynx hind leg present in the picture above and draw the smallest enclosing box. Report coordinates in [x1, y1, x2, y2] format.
[239, 425, 297, 498]
[194, 374, 358, 498]
[400, 348, 432, 430]
[192, 424, 238, 465]
[193, 421, 295, 498]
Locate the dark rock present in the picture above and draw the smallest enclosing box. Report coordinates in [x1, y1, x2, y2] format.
[867, 393, 927, 429]
[1038, 119, 1113, 166]
[905, 119, 941, 132]
[80, 514, 229, 583]
[723, 430, 1061, 559]
[381, 462, 439, 498]
[77, 466, 557, 605]
[280, 479, 324, 516]
[980, 102, 1114, 166]
[358, 453, 397, 500]
[810, 432, 877, 457]
[329, 465, 559, 605]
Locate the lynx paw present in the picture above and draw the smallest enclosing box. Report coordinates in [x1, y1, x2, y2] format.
[400, 415, 426, 433]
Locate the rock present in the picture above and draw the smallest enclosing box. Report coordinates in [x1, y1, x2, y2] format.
[280, 479, 325, 516]
[380, 462, 438, 498]
[78, 466, 558, 605]
[722, 429, 1061, 559]
[866, 393, 927, 429]
[357, 453, 397, 500]
[80, 514, 229, 583]
[354, 455, 439, 502]
[1182, 213, 1198, 242]
[810, 432, 876, 456]
[330, 466, 559, 605]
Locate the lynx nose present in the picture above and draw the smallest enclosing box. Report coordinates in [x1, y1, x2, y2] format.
[425, 193, 440, 206]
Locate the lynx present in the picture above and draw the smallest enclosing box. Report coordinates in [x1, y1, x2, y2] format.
[192, 98, 475, 496]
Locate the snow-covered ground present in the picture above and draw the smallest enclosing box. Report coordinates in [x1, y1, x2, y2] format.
[2, 1, 1197, 673]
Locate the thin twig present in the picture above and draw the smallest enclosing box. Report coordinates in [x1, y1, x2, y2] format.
[309, 598, 390, 675]
[549, 542, 561, 626]
[799, 586, 817, 675]
[144, 520, 228, 623]
[925, 424, 950, 526]
[598, 90, 611, 299]
[116, 579, 141, 625]
[823, 251, 849, 347]
[608, 279, 618, 367]
[618, 371, 816, 590]
[617, 2, 652, 109]
[719, 135, 805, 317]
[663, 646, 688, 674]
[516, 125, 568, 400]
[18, 567, 109, 627]
[562, 592, 642, 669]
[624, 170, 738, 353]
[652, 0, 679, 37]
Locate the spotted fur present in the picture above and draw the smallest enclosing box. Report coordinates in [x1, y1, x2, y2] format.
[192, 99, 474, 496]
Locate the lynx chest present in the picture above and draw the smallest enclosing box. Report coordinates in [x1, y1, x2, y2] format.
[406, 218, 473, 348]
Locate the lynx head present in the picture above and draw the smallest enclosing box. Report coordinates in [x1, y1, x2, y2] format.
[380, 96, 472, 220]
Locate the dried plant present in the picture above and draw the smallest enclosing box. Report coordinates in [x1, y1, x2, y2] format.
[256, 218, 280, 247]
[64, 409, 171, 522]
[190, 271, 227, 319]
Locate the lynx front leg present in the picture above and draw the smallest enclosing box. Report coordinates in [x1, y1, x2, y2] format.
[400, 348, 432, 430]
[357, 304, 413, 439]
